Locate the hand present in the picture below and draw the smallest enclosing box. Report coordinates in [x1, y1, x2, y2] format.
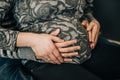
[82, 19, 100, 49]
[50, 29, 80, 63]
[17, 30, 78, 64]
[56, 40, 80, 62]
[30, 33, 64, 64]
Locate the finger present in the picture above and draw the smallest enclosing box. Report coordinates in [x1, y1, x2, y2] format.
[61, 52, 78, 57]
[45, 56, 56, 64]
[90, 42, 95, 49]
[49, 43, 63, 64]
[59, 46, 80, 53]
[48, 53, 61, 64]
[50, 29, 61, 36]
[51, 36, 64, 43]
[55, 40, 77, 48]
[88, 31, 92, 42]
[91, 25, 98, 42]
[40, 57, 50, 63]
[94, 25, 100, 43]
[90, 36, 98, 49]
[87, 22, 94, 31]
[81, 20, 89, 27]
[92, 23, 100, 46]
[52, 49, 64, 63]
[94, 33, 99, 47]
[64, 58, 73, 62]
[90, 25, 97, 49]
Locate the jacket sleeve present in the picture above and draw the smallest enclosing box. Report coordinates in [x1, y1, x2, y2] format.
[0, 0, 19, 51]
[82, 0, 95, 21]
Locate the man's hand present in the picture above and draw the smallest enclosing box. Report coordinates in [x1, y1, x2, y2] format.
[31, 33, 64, 64]
[50, 29, 80, 63]
[82, 19, 100, 49]
[17, 32, 65, 64]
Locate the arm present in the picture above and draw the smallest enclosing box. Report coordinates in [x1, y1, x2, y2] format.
[82, 0, 100, 49]
[81, 0, 95, 22]
[0, 0, 38, 60]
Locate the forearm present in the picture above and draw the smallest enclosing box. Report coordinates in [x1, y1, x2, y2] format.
[0, 24, 36, 51]
[82, 0, 95, 21]
[16, 32, 35, 47]
[0, 0, 37, 60]
[0, 31, 39, 60]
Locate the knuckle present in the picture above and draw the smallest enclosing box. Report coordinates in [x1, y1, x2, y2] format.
[61, 43, 67, 47]
[45, 53, 49, 56]
[58, 43, 63, 47]
[66, 42, 71, 46]
[55, 53, 61, 57]
[58, 48, 62, 52]
[63, 41, 68, 45]
[65, 48, 70, 52]
[50, 46, 55, 50]
[53, 58, 58, 62]
[62, 43, 67, 47]
[55, 43, 60, 47]
[67, 54, 71, 56]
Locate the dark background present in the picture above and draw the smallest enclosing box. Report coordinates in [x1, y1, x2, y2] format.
[93, 0, 120, 41]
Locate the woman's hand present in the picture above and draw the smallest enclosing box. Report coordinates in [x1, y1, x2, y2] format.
[55, 40, 80, 62]
[82, 19, 100, 49]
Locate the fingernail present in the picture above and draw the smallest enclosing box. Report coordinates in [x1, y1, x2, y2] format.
[75, 52, 79, 55]
[77, 46, 81, 49]
[89, 39, 92, 42]
[56, 28, 60, 31]
[76, 52, 79, 54]
[70, 59, 73, 62]
[74, 40, 77, 43]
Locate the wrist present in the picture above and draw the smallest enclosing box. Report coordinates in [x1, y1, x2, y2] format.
[16, 32, 38, 47]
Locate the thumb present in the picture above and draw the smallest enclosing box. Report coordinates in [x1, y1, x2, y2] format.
[81, 20, 89, 28]
[50, 28, 61, 36]
[51, 36, 64, 43]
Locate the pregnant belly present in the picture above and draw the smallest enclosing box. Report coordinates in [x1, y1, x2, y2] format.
[41, 15, 87, 41]
[39, 16, 91, 64]
[18, 15, 91, 64]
